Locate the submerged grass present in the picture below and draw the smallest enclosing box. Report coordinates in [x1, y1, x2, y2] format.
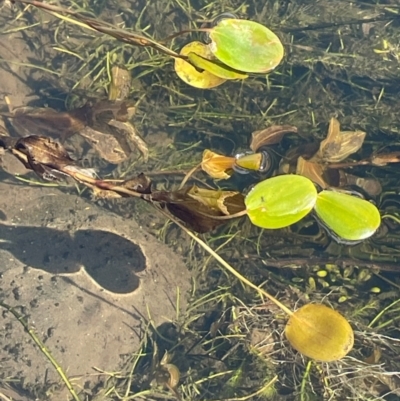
[1, 0, 400, 400]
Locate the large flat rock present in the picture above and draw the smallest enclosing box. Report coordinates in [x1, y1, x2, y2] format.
[0, 181, 190, 397]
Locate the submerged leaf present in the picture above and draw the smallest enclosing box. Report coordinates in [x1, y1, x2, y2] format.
[245, 175, 317, 229]
[2, 100, 147, 163]
[2, 106, 86, 139]
[79, 126, 128, 164]
[370, 151, 400, 166]
[208, 19, 284, 73]
[9, 135, 96, 181]
[285, 303, 354, 362]
[186, 185, 244, 215]
[317, 118, 366, 163]
[174, 41, 226, 89]
[108, 65, 132, 101]
[314, 190, 381, 242]
[250, 125, 298, 152]
[151, 186, 245, 233]
[338, 172, 382, 196]
[296, 156, 328, 189]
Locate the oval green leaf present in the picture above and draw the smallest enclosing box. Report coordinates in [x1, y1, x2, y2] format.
[174, 41, 226, 89]
[245, 175, 317, 229]
[285, 303, 354, 362]
[208, 19, 284, 73]
[315, 190, 381, 241]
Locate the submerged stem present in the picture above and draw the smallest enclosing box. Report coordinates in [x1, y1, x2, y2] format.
[159, 207, 294, 316]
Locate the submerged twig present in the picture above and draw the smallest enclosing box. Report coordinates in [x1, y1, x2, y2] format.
[9, 0, 190, 62]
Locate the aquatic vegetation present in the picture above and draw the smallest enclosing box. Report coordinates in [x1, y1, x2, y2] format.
[179, 18, 284, 86]
[245, 175, 381, 242]
[208, 18, 284, 74]
[176, 16, 284, 87]
[245, 175, 318, 230]
[0, 133, 382, 243]
[6, 0, 283, 88]
[2, 0, 400, 399]
[285, 303, 354, 362]
[174, 41, 227, 89]
[314, 190, 381, 242]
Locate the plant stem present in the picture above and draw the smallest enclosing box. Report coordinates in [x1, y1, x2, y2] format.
[159, 207, 294, 316]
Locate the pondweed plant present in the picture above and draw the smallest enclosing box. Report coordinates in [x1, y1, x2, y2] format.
[1, 0, 400, 400]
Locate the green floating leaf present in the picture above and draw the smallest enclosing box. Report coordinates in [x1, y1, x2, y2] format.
[315, 190, 381, 242]
[174, 41, 226, 89]
[208, 19, 284, 73]
[245, 175, 317, 229]
[285, 304, 354, 362]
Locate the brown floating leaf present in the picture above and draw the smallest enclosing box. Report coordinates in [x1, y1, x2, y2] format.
[250, 125, 298, 152]
[201, 149, 235, 179]
[317, 118, 366, 163]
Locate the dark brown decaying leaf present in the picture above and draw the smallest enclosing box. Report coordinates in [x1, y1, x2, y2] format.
[2, 100, 148, 163]
[338, 171, 382, 196]
[78, 126, 128, 164]
[7, 135, 95, 181]
[1, 134, 241, 233]
[107, 119, 149, 163]
[250, 125, 298, 152]
[150, 186, 246, 233]
[285, 118, 369, 191]
[2, 106, 86, 140]
[279, 142, 319, 174]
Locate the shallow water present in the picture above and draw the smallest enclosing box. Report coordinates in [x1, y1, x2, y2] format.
[0, 0, 400, 400]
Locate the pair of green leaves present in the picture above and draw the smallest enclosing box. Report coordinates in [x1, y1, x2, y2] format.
[175, 19, 284, 88]
[245, 175, 381, 242]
